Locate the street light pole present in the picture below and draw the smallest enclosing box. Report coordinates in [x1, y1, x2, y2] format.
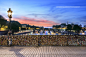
[9, 18, 11, 31]
[7, 8, 13, 46]
[7, 8, 13, 35]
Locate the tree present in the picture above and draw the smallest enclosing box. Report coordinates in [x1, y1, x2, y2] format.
[9, 21, 21, 31]
[53, 25, 61, 28]
[66, 24, 72, 35]
[61, 23, 66, 26]
[56, 25, 61, 28]
[0, 15, 7, 26]
[53, 25, 56, 27]
[73, 25, 82, 34]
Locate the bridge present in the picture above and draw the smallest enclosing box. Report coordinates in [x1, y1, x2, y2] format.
[0, 46, 86, 57]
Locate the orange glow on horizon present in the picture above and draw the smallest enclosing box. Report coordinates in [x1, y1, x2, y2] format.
[6, 16, 60, 27]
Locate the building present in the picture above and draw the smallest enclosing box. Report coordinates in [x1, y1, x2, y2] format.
[21, 24, 43, 30]
[52, 23, 67, 32]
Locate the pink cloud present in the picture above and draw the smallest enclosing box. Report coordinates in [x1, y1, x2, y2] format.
[9, 16, 60, 27]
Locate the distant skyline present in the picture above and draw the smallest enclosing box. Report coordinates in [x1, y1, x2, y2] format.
[0, 0, 86, 27]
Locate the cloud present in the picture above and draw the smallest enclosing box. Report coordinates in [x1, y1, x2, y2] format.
[79, 16, 86, 23]
[38, 0, 86, 13]
[11, 16, 59, 27]
[81, 16, 86, 19]
[28, 14, 50, 17]
[73, 16, 86, 25]
[56, 6, 81, 8]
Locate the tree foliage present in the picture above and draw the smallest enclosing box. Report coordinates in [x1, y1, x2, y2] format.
[0, 15, 7, 26]
[9, 21, 21, 31]
[66, 24, 72, 30]
[73, 25, 82, 33]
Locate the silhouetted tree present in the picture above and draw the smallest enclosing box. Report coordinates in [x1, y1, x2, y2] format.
[0, 15, 7, 26]
[66, 24, 72, 35]
[9, 21, 21, 32]
[73, 25, 82, 34]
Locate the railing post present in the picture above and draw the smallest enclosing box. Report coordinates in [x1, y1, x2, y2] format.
[67, 36, 69, 46]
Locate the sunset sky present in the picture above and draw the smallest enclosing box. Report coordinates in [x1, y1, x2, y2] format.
[0, 0, 86, 27]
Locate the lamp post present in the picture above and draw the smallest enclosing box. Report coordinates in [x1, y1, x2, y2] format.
[7, 8, 13, 46]
[7, 8, 13, 35]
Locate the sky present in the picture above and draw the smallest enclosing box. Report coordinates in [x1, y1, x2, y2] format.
[0, 0, 86, 27]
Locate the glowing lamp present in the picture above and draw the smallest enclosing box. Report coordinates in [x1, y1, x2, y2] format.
[7, 8, 13, 18]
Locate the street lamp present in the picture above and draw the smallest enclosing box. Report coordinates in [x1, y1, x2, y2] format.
[7, 8, 13, 35]
[7, 8, 13, 18]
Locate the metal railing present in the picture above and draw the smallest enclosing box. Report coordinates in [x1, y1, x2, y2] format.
[0, 35, 86, 46]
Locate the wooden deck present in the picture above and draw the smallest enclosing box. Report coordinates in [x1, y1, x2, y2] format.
[0, 46, 86, 57]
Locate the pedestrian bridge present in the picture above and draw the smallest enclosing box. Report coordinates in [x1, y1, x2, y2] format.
[0, 46, 86, 57]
